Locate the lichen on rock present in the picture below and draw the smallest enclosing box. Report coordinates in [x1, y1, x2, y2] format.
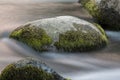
[0, 58, 68, 80]
[9, 24, 52, 51]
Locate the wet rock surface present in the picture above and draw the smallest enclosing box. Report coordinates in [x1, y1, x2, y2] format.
[0, 58, 67, 80]
[79, 0, 120, 30]
[10, 16, 108, 52]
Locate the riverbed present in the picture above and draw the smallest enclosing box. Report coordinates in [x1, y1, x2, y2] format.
[0, 1, 120, 80]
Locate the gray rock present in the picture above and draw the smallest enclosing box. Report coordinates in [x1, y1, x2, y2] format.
[25, 16, 102, 41]
[80, 0, 120, 30]
[0, 58, 67, 80]
[10, 16, 108, 52]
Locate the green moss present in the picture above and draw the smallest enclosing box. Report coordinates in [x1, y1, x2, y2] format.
[80, 0, 120, 30]
[0, 58, 70, 80]
[81, 0, 101, 19]
[0, 64, 55, 80]
[9, 24, 52, 51]
[93, 23, 108, 44]
[94, 23, 105, 35]
[54, 23, 108, 52]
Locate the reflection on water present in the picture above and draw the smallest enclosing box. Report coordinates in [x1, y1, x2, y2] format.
[0, 1, 120, 80]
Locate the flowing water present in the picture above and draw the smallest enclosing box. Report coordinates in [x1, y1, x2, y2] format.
[0, 0, 120, 80]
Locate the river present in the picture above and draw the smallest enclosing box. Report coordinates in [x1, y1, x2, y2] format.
[0, 0, 120, 80]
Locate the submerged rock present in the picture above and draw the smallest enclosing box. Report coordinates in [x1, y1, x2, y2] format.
[0, 58, 68, 80]
[79, 0, 120, 30]
[10, 16, 108, 52]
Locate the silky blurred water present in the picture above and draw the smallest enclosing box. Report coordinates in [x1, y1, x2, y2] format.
[0, 0, 78, 3]
[0, 0, 120, 80]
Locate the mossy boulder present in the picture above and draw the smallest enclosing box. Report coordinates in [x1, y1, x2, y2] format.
[10, 16, 108, 52]
[0, 58, 68, 80]
[54, 23, 108, 52]
[10, 24, 52, 51]
[79, 0, 120, 30]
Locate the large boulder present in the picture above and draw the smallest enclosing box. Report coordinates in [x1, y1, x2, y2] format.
[10, 16, 108, 52]
[0, 58, 68, 80]
[79, 0, 120, 30]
